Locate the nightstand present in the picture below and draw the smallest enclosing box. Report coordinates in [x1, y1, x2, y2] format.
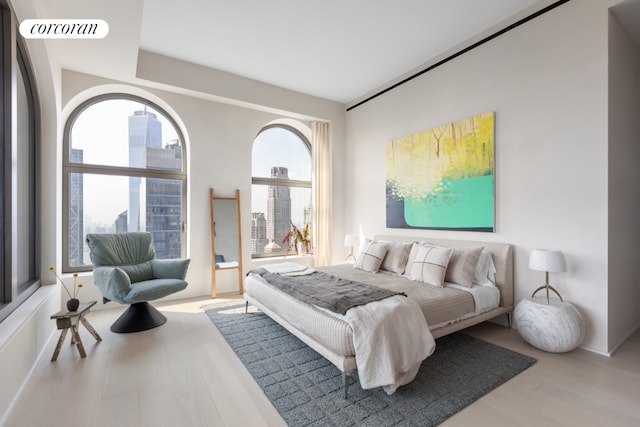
[514, 296, 585, 353]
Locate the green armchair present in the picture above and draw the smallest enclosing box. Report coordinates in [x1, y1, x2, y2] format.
[86, 232, 190, 333]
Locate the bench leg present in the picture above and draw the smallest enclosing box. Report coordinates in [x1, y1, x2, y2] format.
[71, 325, 87, 358]
[51, 328, 69, 362]
[80, 316, 102, 342]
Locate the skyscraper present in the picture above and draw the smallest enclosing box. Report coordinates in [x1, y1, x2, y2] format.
[266, 166, 291, 250]
[127, 109, 182, 259]
[251, 212, 268, 255]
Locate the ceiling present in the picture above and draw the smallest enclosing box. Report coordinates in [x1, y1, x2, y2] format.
[26, 0, 640, 104]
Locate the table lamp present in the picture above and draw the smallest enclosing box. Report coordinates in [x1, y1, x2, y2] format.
[344, 234, 359, 261]
[529, 249, 567, 304]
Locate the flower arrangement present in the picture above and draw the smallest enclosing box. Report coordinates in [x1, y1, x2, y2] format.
[282, 222, 312, 256]
[49, 266, 83, 300]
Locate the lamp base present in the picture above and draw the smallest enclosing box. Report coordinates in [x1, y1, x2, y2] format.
[531, 284, 563, 304]
[344, 250, 356, 262]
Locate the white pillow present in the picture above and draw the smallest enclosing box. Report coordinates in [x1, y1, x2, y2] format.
[379, 241, 413, 274]
[445, 247, 483, 288]
[473, 248, 497, 287]
[354, 239, 389, 273]
[410, 245, 453, 287]
[403, 241, 431, 278]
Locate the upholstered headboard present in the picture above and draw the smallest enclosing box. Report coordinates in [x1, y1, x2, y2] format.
[374, 235, 514, 308]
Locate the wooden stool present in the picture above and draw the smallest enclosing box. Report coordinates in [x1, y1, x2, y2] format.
[50, 301, 102, 361]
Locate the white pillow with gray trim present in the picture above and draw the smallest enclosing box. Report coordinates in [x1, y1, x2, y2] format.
[353, 239, 389, 273]
[410, 245, 453, 287]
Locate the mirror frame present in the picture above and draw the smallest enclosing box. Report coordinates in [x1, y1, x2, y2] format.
[209, 188, 243, 298]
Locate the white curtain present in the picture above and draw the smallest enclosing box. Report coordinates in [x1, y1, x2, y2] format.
[312, 121, 331, 266]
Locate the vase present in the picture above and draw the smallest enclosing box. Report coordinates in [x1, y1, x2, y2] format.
[66, 298, 80, 312]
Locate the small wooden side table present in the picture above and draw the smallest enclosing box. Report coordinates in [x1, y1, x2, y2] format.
[50, 301, 102, 362]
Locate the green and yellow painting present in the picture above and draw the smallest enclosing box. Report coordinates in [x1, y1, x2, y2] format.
[386, 112, 494, 231]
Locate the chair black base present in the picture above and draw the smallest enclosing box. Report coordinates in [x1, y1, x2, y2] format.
[110, 302, 167, 333]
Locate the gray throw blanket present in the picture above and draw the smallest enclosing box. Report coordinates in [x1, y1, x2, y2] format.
[251, 268, 405, 315]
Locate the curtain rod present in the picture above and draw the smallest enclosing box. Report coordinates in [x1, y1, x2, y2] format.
[346, 0, 571, 112]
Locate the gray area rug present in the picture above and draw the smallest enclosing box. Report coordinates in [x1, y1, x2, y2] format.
[206, 304, 536, 426]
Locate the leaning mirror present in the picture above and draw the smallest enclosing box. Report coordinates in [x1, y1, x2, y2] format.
[209, 188, 243, 298]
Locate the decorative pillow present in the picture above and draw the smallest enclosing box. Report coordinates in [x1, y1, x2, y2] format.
[379, 241, 413, 274]
[445, 247, 483, 288]
[403, 241, 429, 277]
[410, 245, 453, 287]
[353, 239, 389, 273]
[473, 248, 497, 287]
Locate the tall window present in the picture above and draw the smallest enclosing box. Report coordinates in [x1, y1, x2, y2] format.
[1, 6, 39, 323]
[63, 95, 187, 272]
[251, 125, 311, 258]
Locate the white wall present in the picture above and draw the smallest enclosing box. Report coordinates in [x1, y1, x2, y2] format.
[344, 0, 615, 353]
[607, 12, 640, 352]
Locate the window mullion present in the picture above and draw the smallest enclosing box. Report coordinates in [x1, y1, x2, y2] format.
[252, 177, 311, 189]
[65, 163, 185, 181]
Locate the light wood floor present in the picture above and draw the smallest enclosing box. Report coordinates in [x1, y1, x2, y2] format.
[4, 294, 639, 427]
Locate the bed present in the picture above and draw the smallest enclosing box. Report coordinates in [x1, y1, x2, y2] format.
[244, 235, 514, 396]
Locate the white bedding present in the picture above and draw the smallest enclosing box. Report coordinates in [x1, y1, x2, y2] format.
[343, 295, 435, 394]
[426, 282, 500, 330]
[261, 261, 314, 275]
[447, 282, 500, 315]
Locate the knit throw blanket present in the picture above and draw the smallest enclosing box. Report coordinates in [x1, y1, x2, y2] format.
[251, 268, 405, 315]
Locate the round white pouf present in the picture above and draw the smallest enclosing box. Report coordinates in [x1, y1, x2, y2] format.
[514, 297, 585, 353]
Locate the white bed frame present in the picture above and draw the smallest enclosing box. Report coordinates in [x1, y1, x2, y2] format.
[244, 235, 514, 397]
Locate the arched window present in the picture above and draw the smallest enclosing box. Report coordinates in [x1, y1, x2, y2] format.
[63, 94, 187, 272]
[251, 125, 312, 257]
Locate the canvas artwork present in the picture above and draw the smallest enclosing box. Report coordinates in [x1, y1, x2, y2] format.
[386, 112, 495, 231]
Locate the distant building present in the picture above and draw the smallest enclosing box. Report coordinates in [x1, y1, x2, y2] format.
[251, 212, 268, 255]
[304, 204, 312, 227]
[266, 166, 291, 251]
[115, 210, 128, 233]
[127, 109, 182, 259]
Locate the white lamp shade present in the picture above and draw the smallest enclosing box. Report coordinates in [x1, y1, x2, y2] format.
[529, 249, 567, 273]
[344, 234, 359, 247]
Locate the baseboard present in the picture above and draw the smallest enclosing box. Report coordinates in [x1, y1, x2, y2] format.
[607, 325, 639, 356]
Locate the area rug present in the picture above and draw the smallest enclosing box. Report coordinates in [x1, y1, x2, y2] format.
[206, 304, 536, 426]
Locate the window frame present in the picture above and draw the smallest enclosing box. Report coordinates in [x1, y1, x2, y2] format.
[251, 124, 312, 259]
[0, 5, 40, 323]
[62, 93, 187, 273]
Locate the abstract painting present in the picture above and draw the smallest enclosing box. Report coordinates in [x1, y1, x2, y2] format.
[386, 112, 495, 231]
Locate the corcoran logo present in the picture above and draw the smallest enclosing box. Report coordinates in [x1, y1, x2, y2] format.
[19, 19, 109, 39]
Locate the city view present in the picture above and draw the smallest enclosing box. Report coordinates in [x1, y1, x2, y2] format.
[250, 166, 312, 256]
[68, 104, 311, 264]
[250, 127, 312, 256]
[68, 100, 184, 266]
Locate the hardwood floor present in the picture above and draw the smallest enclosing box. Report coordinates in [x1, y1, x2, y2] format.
[4, 294, 639, 427]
